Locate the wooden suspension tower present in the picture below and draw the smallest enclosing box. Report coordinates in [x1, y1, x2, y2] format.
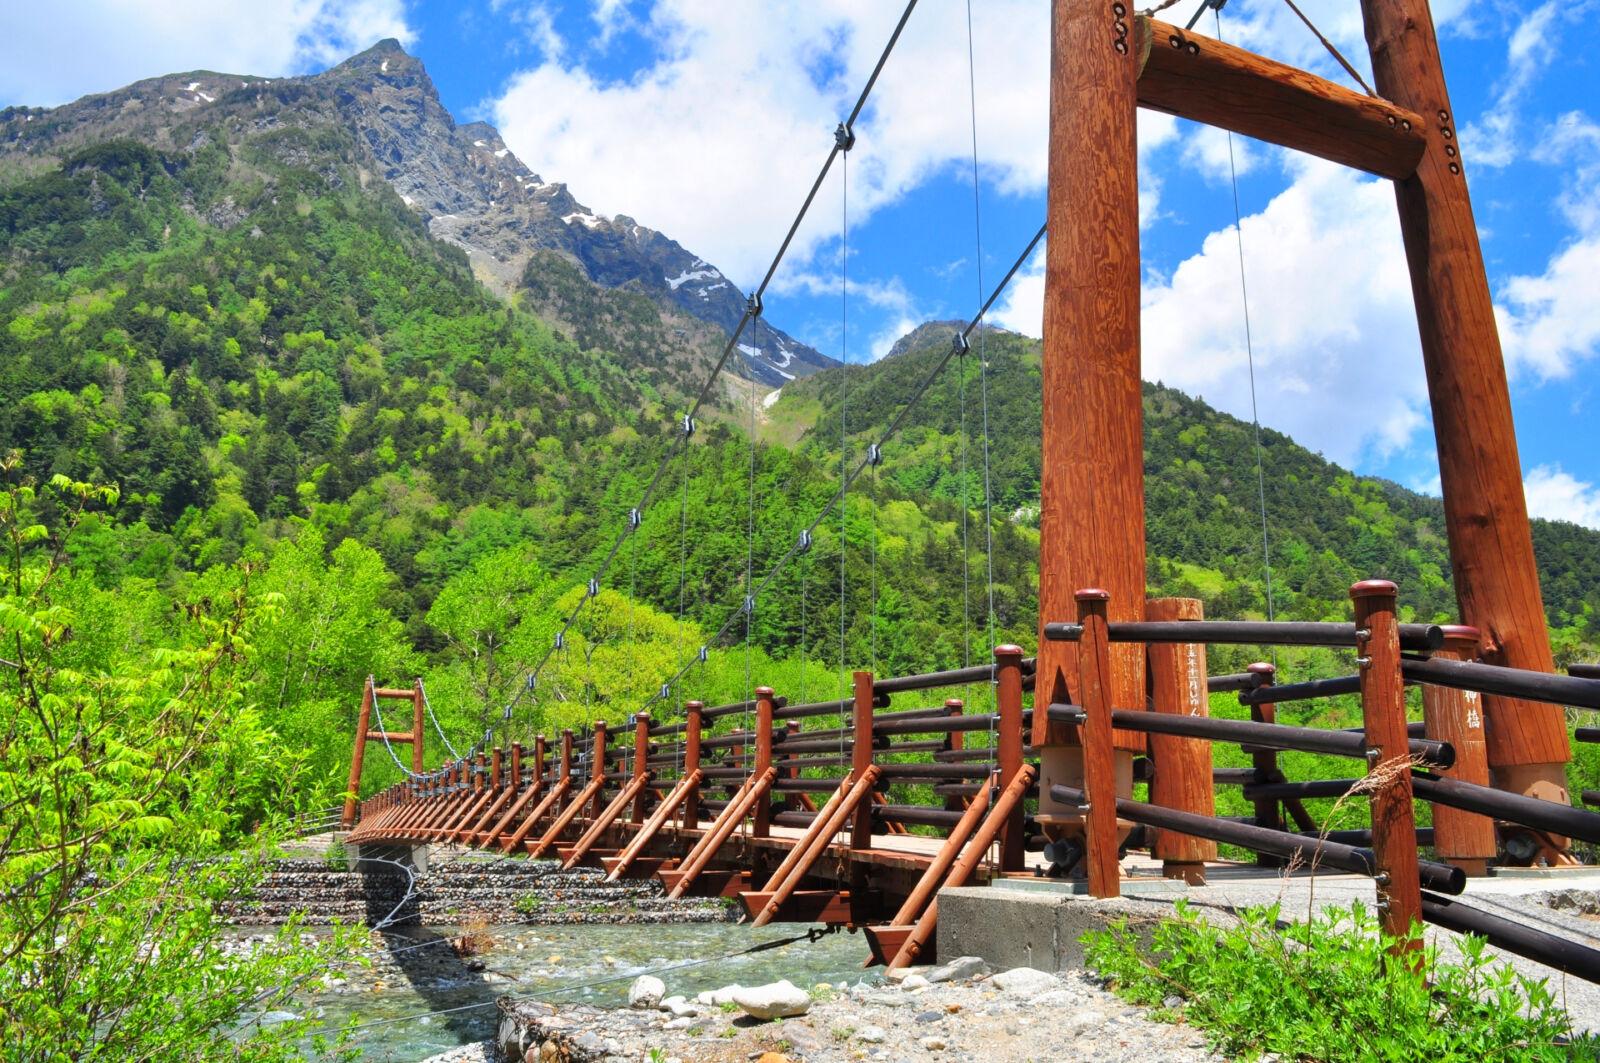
[1035, 0, 1573, 850]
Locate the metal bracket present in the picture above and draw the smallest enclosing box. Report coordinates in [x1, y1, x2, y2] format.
[834, 122, 856, 152]
[747, 291, 763, 318]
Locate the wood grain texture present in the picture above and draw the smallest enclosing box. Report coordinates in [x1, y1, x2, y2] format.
[1145, 598, 1218, 865]
[632, 714, 652, 824]
[411, 680, 426, 774]
[1421, 628, 1497, 867]
[1076, 592, 1123, 898]
[1353, 580, 1424, 948]
[852, 670, 876, 850]
[342, 677, 375, 828]
[683, 703, 703, 829]
[1137, 19, 1425, 179]
[995, 645, 1028, 870]
[1361, 0, 1570, 775]
[755, 690, 775, 838]
[1038, 0, 1147, 750]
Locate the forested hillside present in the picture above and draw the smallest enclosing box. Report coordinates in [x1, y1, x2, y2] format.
[1, 109, 1596, 809]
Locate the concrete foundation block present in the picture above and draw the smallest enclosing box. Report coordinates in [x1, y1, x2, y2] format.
[936, 884, 1159, 972]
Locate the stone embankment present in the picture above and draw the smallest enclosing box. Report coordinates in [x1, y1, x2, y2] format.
[223, 853, 737, 927]
[484, 960, 1222, 1063]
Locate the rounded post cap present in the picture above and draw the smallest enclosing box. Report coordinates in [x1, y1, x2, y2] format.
[755, 686, 775, 696]
[1074, 587, 1111, 602]
[593, 720, 607, 731]
[994, 643, 1025, 657]
[1349, 578, 1399, 599]
[685, 700, 704, 709]
[945, 698, 964, 709]
[1247, 661, 1277, 676]
[1438, 624, 1481, 643]
[633, 711, 652, 724]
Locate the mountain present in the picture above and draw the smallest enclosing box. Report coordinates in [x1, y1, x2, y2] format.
[0, 39, 833, 393]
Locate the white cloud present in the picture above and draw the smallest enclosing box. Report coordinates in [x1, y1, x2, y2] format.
[0, 0, 415, 107]
[1524, 465, 1600, 529]
[996, 156, 1427, 468]
[1495, 112, 1600, 380]
[489, 1, 1053, 288]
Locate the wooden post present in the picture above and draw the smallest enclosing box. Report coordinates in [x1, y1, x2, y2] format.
[491, 747, 503, 794]
[1076, 590, 1122, 898]
[1146, 598, 1217, 882]
[1361, 0, 1571, 806]
[411, 679, 426, 775]
[342, 677, 375, 828]
[510, 742, 523, 796]
[560, 729, 573, 783]
[1246, 662, 1284, 867]
[994, 645, 1027, 871]
[683, 702, 703, 830]
[784, 720, 801, 812]
[534, 735, 547, 788]
[1422, 625, 1496, 875]
[754, 688, 775, 838]
[632, 714, 652, 824]
[590, 721, 609, 819]
[1352, 580, 1423, 951]
[941, 699, 965, 814]
[1036, 0, 1146, 751]
[851, 671, 875, 850]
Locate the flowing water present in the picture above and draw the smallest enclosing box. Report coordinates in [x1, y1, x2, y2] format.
[274, 922, 881, 1061]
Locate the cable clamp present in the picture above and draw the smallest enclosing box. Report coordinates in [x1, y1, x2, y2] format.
[681, 415, 697, 438]
[867, 443, 882, 466]
[554, 632, 566, 650]
[952, 331, 970, 357]
[526, 674, 537, 691]
[743, 595, 756, 615]
[628, 507, 642, 529]
[834, 122, 856, 152]
[797, 529, 813, 553]
[697, 645, 709, 664]
[747, 291, 763, 318]
[587, 578, 600, 598]
[660, 683, 672, 701]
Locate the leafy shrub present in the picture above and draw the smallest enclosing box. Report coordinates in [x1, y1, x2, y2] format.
[1083, 899, 1599, 1062]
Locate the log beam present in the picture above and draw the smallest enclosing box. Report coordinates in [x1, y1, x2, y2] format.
[1137, 19, 1426, 179]
[1360, 0, 1572, 811]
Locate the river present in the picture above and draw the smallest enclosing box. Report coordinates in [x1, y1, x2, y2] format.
[275, 921, 882, 1060]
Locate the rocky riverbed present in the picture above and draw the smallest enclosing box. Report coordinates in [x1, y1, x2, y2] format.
[469, 960, 1223, 1063]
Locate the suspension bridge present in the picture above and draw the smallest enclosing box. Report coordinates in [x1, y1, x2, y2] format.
[342, 0, 1600, 983]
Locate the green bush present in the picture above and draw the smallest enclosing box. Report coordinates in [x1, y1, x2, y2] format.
[1083, 899, 1599, 1062]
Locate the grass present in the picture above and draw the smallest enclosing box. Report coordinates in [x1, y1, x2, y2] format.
[1083, 899, 1600, 1062]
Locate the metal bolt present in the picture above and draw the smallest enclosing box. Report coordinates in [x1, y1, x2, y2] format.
[1366, 747, 1382, 762]
[1374, 871, 1391, 887]
[1114, 38, 1128, 53]
[1401, 119, 1412, 131]
[1449, 162, 1461, 174]
[1355, 627, 1371, 641]
[1113, 1, 1126, 14]
[1356, 656, 1372, 669]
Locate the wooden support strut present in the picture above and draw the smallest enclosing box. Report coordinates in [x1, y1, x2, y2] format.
[748, 766, 882, 927]
[1145, 598, 1217, 883]
[1135, 18, 1426, 179]
[563, 770, 652, 869]
[1421, 626, 1496, 874]
[1360, 0, 1572, 805]
[605, 769, 704, 881]
[889, 764, 1039, 969]
[1353, 579, 1424, 952]
[666, 767, 779, 899]
[1076, 590, 1123, 898]
[994, 645, 1027, 871]
[1246, 661, 1284, 868]
[341, 678, 375, 828]
[1037, 0, 1146, 754]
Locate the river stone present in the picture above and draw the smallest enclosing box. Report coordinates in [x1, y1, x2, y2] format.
[732, 979, 812, 1020]
[992, 967, 1059, 995]
[857, 1025, 888, 1043]
[926, 956, 991, 983]
[698, 984, 742, 1006]
[627, 975, 665, 1009]
[900, 974, 931, 990]
[258, 1010, 298, 1025]
[883, 965, 928, 983]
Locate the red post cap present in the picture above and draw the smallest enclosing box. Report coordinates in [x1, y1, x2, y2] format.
[755, 686, 775, 696]
[1075, 588, 1111, 602]
[1349, 579, 1399, 599]
[945, 698, 964, 709]
[994, 644, 1025, 657]
[1247, 661, 1276, 676]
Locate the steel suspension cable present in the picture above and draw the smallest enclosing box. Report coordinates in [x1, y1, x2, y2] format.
[1216, 8, 1278, 663]
[645, 221, 1047, 703]
[432, 0, 924, 768]
[419, 681, 461, 761]
[839, 148, 850, 773]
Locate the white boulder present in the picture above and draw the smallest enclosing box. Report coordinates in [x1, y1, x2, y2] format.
[731, 979, 812, 1020]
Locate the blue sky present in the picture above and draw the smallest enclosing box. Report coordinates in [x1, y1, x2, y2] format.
[3, 0, 1598, 527]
